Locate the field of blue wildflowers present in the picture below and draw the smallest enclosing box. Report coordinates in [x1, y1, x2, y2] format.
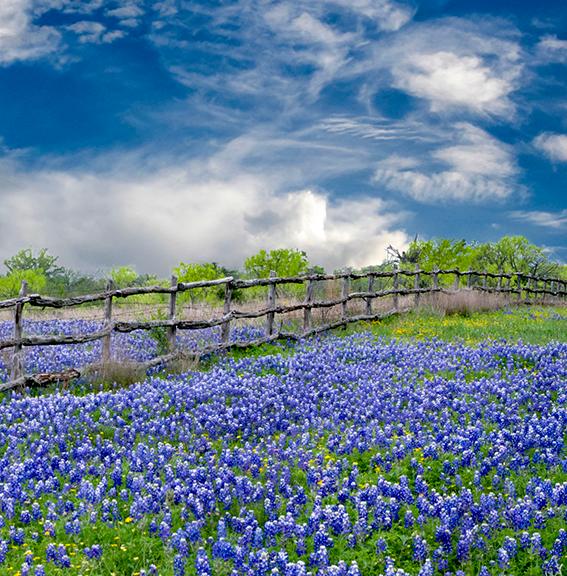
[0, 315, 566, 575]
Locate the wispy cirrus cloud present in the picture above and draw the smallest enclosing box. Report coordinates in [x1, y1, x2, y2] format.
[509, 209, 567, 230]
[535, 34, 567, 63]
[373, 123, 519, 202]
[534, 133, 567, 162]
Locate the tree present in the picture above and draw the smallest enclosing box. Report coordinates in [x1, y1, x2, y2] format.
[110, 266, 138, 288]
[472, 236, 558, 277]
[4, 248, 64, 279]
[0, 269, 47, 298]
[244, 249, 309, 278]
[172, 262, 228, 304]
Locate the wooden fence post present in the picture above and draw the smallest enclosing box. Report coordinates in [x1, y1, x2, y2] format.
[341, 275, 349, 328]
[453, 268, 460, 291]
[266, 271, 276, 337]
[366, 274, 375, 315]
[433, 267, 439, 290]
[497, 269, 503, 291]
[414, 265, 421, 308]
[303, 279, 314, 334]
[393, 270, 399, 311]
[102, 280, 113, 364]
[221, 281, 232, 344]
[10, 280, 27, 382]
[167, 275, 177, 351]
[482, 271, 488, 290]
[516, 274, 522, 301]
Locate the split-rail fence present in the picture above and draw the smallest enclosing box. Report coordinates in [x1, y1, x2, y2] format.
[0, 268, 565, 392]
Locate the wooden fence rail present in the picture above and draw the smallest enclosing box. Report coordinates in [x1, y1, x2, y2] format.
[0, 268, 565, 392]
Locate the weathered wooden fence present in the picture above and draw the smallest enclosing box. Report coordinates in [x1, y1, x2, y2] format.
[0, 268, 565, 391]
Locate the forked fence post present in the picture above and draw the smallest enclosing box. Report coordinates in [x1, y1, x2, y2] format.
[366, 274, 375, 315]
[303, 279, 314, 334]
[497, 269, 503, 292]
[516, 273, 523, 301]
[433, 267, 439, 290]
[341, 275, 349, 328]
[482, 271, 488, 291]
[102, 280, 114, 364]
[167, 275, 177, 351]
[467, 269, 473, 289]
[10, 280, 27, 382]
[266, 271, 276, 337]
[393, 270, 399, 311]
[453, 268, 460, 291]
[221, 281, 232, 344]
[414, 265, 421, 308]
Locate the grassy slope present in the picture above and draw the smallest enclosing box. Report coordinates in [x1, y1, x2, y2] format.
[336, 305, 566, 346]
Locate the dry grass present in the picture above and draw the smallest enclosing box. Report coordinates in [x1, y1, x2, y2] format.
[420, 290, 512, 316]
[84, 360, 146, 390]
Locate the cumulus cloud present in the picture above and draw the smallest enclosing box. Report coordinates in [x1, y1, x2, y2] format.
[373, 123, 518, 202]
[509, 209, 567, 230]
[362, 18, 523, 118]
[393, 51, 516, 116]
[0, 0, 60, 64]
[0, 148, 409, 274]
[533, 133, 567, 162]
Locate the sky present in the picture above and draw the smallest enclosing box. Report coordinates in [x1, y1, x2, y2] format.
[0, 0, 566, 275]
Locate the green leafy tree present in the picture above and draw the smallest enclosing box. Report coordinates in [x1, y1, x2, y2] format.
[0, 269, 47, 298]
[173, 262, 228, 304]
[244, 249, 309, 278]
[472, 236, 558, 277]
[110, 266, 138, 288]
[4, 248, 64, 279]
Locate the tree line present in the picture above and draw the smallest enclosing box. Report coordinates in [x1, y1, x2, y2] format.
[0, 236, 564, 300]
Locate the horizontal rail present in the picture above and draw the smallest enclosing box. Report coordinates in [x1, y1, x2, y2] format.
[1, 266, 565, 392]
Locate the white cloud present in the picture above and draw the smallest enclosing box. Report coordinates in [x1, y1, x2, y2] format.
[67, 20, 124, 43]
[536, 35, 567, 63]
[373, 123, 518, 202]
[323, 0, 414, 32]
[320, 116, 439, 142]
[358, 18, 523, 118]
[509, 209, 567, 230]
[533, 133, 567, 162]
[0, 147, 409, 274]
[0, 0, 60, 64]
[393, 51, 516, 116]
[106, 4, 143, 19]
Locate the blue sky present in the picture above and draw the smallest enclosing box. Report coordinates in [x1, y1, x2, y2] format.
[0, 0, 566, 274]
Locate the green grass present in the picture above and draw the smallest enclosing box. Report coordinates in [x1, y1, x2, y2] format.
[336, 305, 566, 345]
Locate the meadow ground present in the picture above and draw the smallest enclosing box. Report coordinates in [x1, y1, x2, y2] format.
[0, 305, 565, 576]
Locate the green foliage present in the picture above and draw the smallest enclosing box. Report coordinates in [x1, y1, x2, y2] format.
[110, 265, 138, 288]
[0, 269, 47, 297]
[391, 236, 559, 280]
[4, 247, 64, 279]
[472, 235, 559, 276]
[173, 262, 227, 304]
[244, 248, 309, 278]
[147, 309, 170, 355]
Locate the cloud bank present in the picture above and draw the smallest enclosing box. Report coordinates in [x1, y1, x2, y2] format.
[0, 151, 409, 274]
